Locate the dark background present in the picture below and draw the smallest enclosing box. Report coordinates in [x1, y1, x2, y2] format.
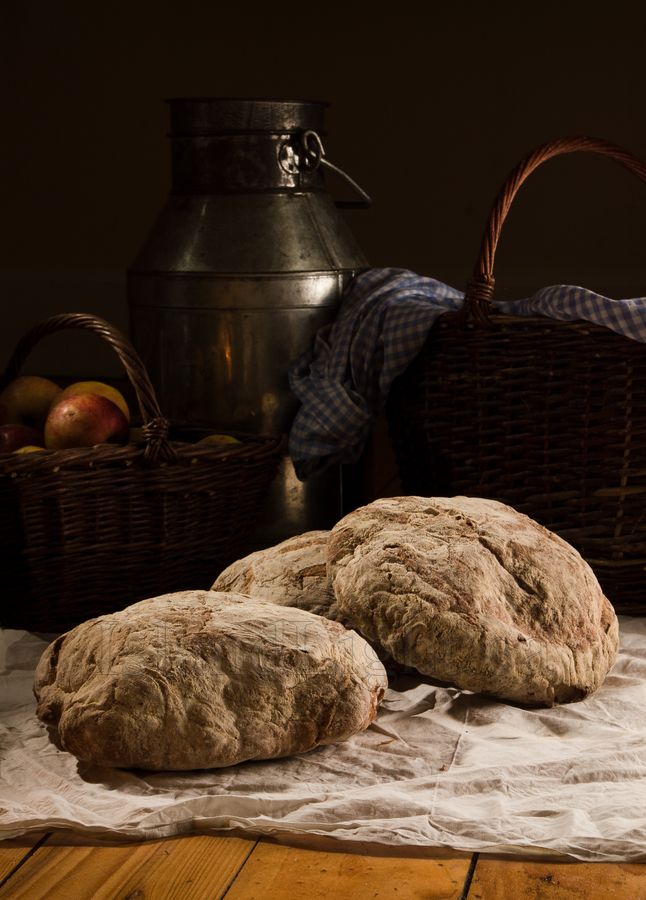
[1, 4, 645, 377]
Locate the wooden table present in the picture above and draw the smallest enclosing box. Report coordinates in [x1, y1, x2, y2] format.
[0, 832, 644, 898]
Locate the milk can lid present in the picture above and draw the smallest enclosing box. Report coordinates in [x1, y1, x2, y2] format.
[166, 97, 328, 136]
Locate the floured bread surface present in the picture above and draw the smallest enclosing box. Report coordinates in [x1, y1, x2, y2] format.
[34, 591, 387, 770]
[212, 531, 343, 621]
[328, 496, 619, 706]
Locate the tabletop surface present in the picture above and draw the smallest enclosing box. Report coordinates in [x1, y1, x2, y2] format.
[0, 831, 645, 899]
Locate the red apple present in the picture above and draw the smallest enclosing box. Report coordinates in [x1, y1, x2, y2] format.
[0, 375, 62, 430]
[0, 424, 45, 454]
[44, 394, 129, 450]
[58, 380, 130, 423]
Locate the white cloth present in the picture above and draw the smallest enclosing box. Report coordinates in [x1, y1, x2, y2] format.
[1, 619, 646, 861]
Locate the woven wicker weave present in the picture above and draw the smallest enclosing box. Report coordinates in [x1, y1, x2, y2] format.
[0, 313, 284, 632]
[387, 137, 646, 614]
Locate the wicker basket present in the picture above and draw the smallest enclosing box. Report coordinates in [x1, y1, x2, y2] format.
[386, 137, 646, 614]
[0, 313, 285, 632]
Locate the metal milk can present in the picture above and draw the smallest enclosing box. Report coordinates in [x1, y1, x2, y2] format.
[127, 98, 369, 543]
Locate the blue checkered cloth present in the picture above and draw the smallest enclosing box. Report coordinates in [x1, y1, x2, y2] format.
[288, 267, 646, 479]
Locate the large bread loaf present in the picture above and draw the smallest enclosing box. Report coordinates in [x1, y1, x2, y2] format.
[34, 590, 387, 770]
[328, 496, 619, 706]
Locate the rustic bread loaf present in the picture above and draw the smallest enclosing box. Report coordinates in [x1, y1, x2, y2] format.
[34, 590, 387, 770]
[212, 530, 343, 621]
[213, 532, 403, 678]
[328, 496, 619, 706]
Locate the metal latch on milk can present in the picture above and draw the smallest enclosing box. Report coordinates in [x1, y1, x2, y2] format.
[278, 130, 372, 208]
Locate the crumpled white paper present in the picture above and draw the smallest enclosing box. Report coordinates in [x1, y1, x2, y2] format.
[1, 618, 645, 861]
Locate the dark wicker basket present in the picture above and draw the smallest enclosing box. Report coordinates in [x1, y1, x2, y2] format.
[0, 313, 285, 632]
[387, 137, 646, 615]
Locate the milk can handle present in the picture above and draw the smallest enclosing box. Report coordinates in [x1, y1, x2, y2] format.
[302, 130, 372, 209]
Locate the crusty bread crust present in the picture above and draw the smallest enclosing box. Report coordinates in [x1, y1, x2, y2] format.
[328, 496, 619, 706]
[34, 591, 387, 770]
[213, 531, 344, 621]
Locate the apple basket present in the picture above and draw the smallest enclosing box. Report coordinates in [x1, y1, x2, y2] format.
[0, 313, 285, 632]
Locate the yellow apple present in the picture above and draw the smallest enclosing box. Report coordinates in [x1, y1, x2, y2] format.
[196, 433, 241, 446]
[58, 381, 130, 423]
[13, 445, 46, 454]
[0, 375, 62, 430]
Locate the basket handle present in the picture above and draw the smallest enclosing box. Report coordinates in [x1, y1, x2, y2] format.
[2, 312, 177, 463]
[461, 136, 646, 325]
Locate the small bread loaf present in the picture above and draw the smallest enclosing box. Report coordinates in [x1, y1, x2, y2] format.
[328, 496, 619, 706]
[34, 591, 387, 770]
[213, 530, 344, 621]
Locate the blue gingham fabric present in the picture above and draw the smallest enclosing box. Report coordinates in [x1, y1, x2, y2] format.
[288, 267, 646, 479]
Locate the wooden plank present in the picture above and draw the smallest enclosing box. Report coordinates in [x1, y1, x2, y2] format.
[470, 858, 646, 899]
[225, 840, 472, 899]
[0, 832, 257, 900]
[0, 833, 48, 884]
